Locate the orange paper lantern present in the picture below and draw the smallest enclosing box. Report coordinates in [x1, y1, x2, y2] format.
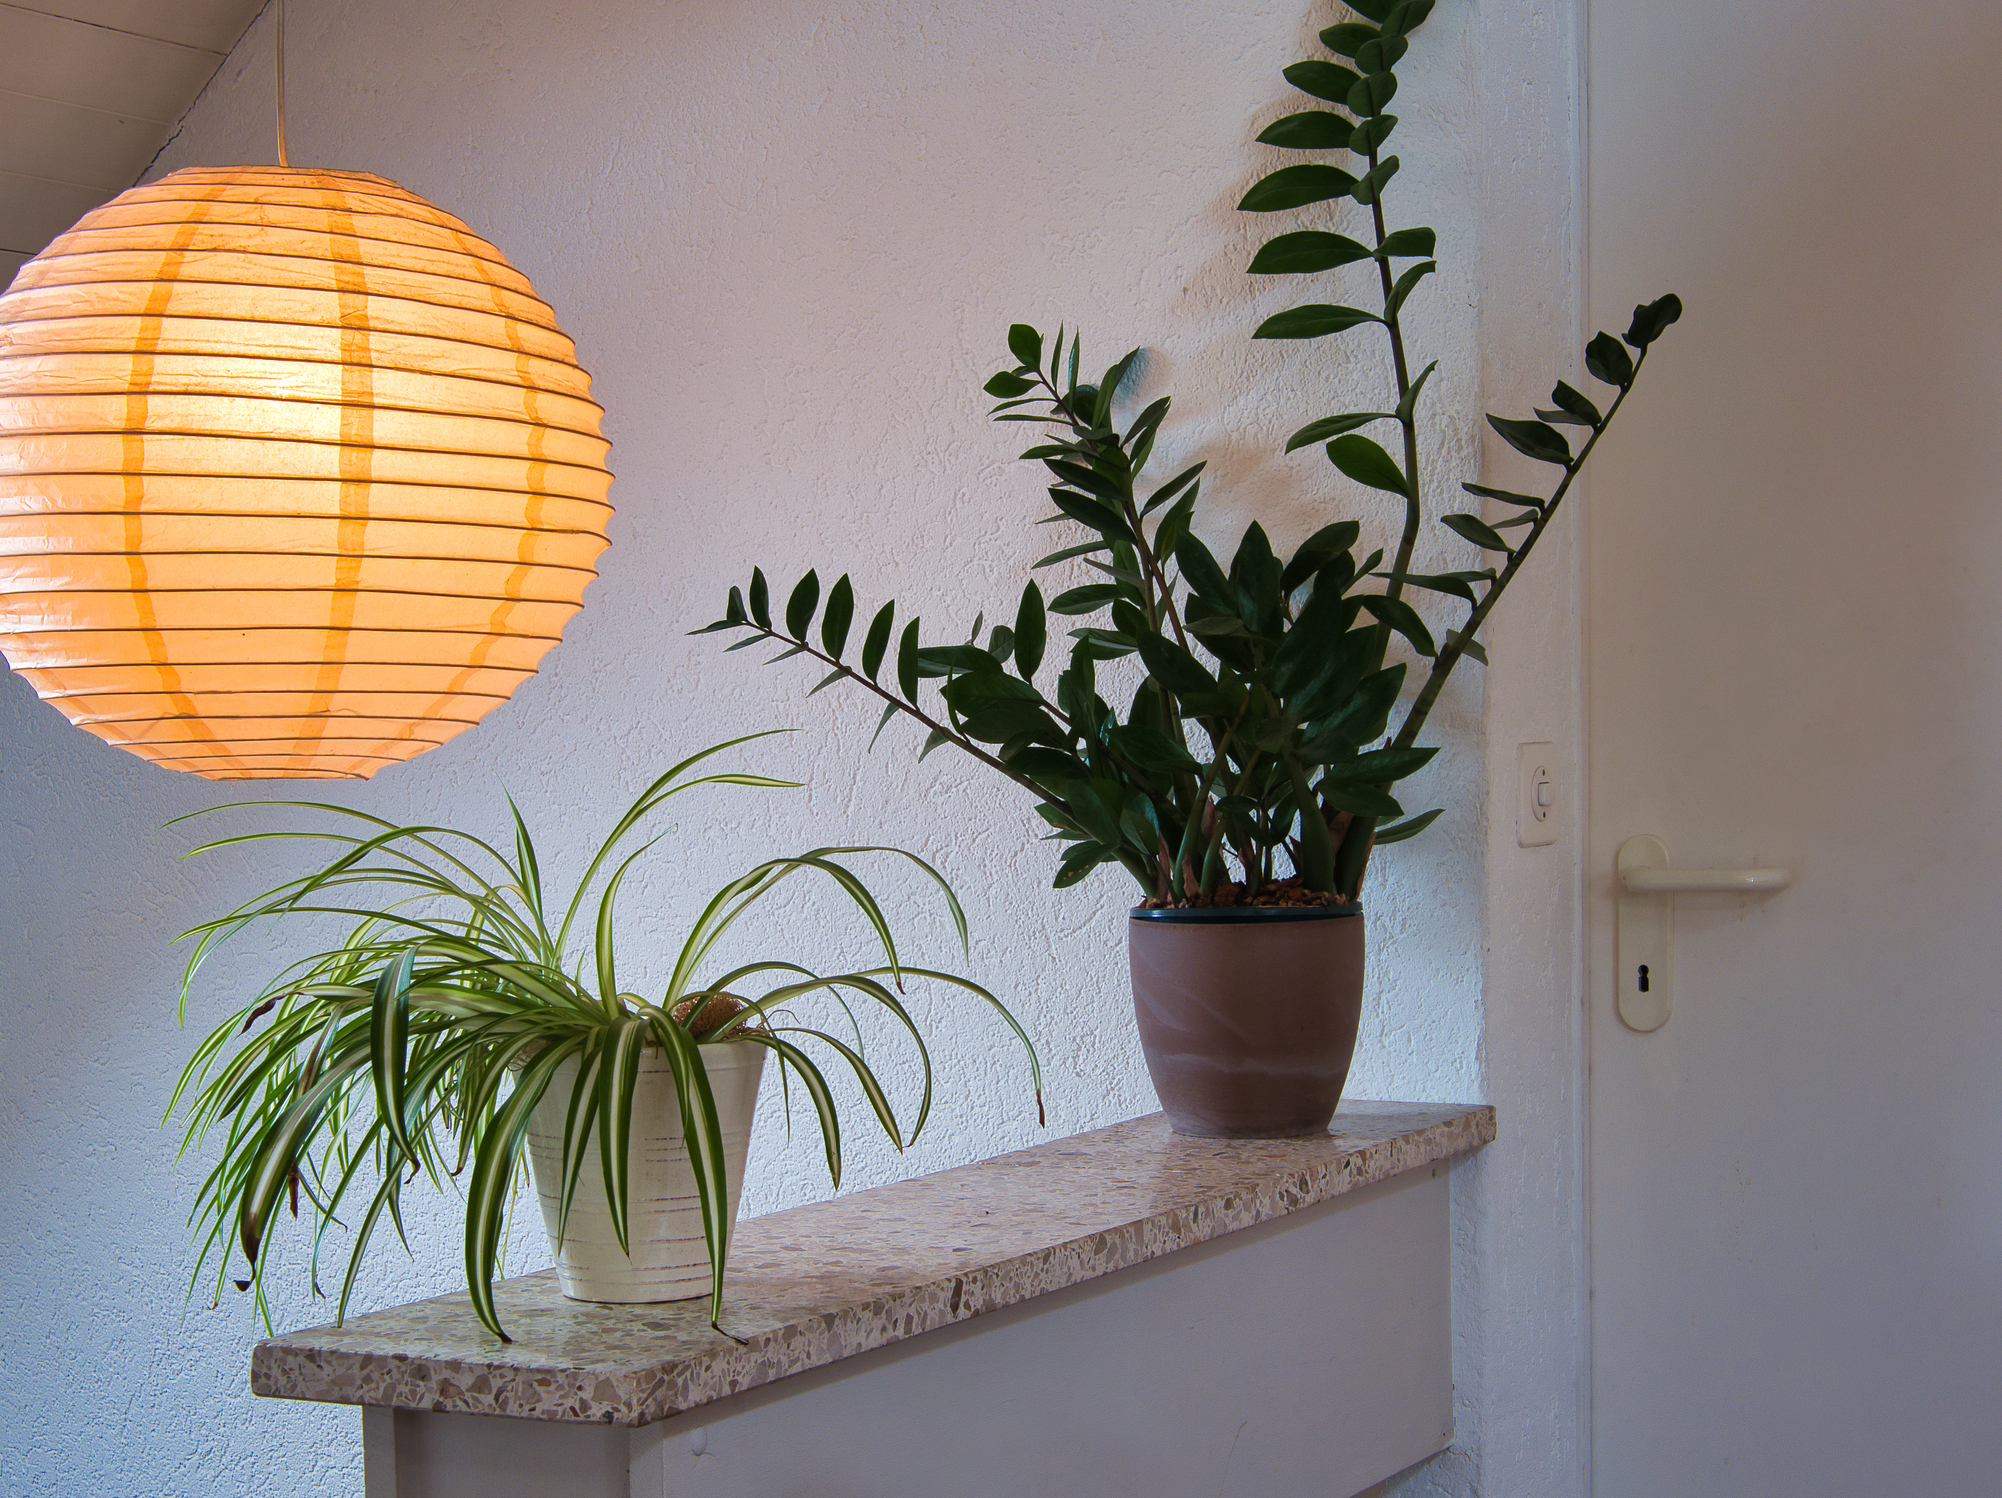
[0, 165, 612, 779]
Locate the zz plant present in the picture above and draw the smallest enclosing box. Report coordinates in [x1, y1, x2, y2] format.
[171, 734, 1040, 1341]
[701, 0, 1679, 904]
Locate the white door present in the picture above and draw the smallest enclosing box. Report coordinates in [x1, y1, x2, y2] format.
[1585, 1, 2002, 1492]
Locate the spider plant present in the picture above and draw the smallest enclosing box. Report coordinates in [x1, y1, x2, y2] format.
[169, 733, 1041, 1342]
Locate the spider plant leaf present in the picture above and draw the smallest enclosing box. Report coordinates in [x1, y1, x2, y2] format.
[237, 1049, 371, 1271]
[369, 947, 420, 1160]
[638, 1006, 731, 1325]
[733, 1032, 842, 1186]
[777, 1026, 905, 1149]
[465, 1037, 573, 1342]
[555, 1040, 605, 1248]
[595, 1017, 650, 1256]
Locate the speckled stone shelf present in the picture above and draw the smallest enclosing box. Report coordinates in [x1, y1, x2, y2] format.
[252, 1101, 1494, 1428]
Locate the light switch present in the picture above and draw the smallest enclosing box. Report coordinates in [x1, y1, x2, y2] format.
[1517, 742, 1559, 847]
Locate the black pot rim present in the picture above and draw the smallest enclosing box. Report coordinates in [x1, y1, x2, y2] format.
[1129, 902, 1362, 924]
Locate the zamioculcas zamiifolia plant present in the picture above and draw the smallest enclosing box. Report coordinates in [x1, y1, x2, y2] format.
[699, 0, 1678, 904]
[170, 734, 1040, 1341]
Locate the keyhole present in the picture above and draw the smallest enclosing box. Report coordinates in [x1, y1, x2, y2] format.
[1637, 963, 1651, 993]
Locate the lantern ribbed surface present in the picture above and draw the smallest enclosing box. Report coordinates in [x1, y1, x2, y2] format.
[0, 165, 612, 779]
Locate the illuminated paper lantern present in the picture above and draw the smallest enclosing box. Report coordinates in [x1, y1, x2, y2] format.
[0, 165, 612, 779]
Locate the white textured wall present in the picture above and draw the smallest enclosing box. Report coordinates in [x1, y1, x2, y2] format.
[0, 3, 1582, 1494]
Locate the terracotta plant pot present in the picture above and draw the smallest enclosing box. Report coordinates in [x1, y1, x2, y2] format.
[1128, 905, 1365, 1138]
[524, 1043, 765, 1303]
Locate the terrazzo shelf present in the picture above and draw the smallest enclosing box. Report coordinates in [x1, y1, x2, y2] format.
[257, 1102, 1494, 1498]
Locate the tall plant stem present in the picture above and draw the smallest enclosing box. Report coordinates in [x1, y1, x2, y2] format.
[1366, 148, 1423, 675]
[1391, 350, 1648, 754]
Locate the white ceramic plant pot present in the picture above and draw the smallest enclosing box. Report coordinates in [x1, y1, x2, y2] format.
[524, 1042, 765, 1303]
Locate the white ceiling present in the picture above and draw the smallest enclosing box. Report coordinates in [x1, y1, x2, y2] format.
[0, 0, 268, 288]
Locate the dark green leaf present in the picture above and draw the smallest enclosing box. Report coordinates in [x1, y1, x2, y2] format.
[1383, 0, 1438, 39]
[1135, 632, 1219, 696]
[1254, 304, 1383, 340]
[1320, 782, 1405, 817]
[1011, 748, 1087, 783]
[1272, 585, 1352, 695]
[1397, 359, 1438, 422]
[1624, 293, 1683, 349]
[866, 702, 900, 751]
[960, 703, 1057, 745]
[1285, 411, 1395, 453]
[1281, 521, 1362, 596]
[1360, 593, 1437, 655]
[897, 619, 921, 702]
[1383, 570, 1477, 604]
[748, 568, 771, 630]
[1372, 806, 1443, 845]
[1048, 583, 1121, 615]
[1537, 406, 1596, 428]
[1255, 111, 1357, 151]
[918, 643, 1002, 676]
[1488, 415, 1573, 466]
[1152, 489, 1198, 564]
[1008, 324, 1043, 368]
[1053, 842, 1116, 889]
[1461, 480, 1545, 510]
[1320, 21, 1381, 56]
[1284, 60, 1365, 105]
[1354, 34, 1407, 72]
[1033, 540, 1112, 568]
[785, 570, 819, 640]
[1350, 113, 1398, 153]
[987, 624, 1016, 665]
[1048, 487, 1136, 543]
[1327, 434, 1410, 495]
[1585, 331, 1634, 387]
[984, 371, 1035, 399]
[1238, 164, 1359, 212]
[1175, 533, 1235, 610]
[1441, 512, 1514, 554]
[1347, 71, 1399, 118]
[1141, 461, 1204, 517]
[919, 729, 953, 762]
[807, 668, 845, 697]
[1247, 230, 1375, 275]
[1376, 226, 1436, 259]
[1386, 258, 1433, 317]
[724, 586, 746, 625]
[861, 601, 894, 680]
[1014, 583, 1046, 680]
[1549, 380, 1603, 426]
[1108, 724, 1203, 774]
[1066, 627, 1137, 661]
[1444, 629, 1489, 665]
[821, 575, 854, 660]
[1322, 744, 1438, 784]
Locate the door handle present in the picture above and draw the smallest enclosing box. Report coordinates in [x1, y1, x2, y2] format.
[1616, 834, 1791, 1032]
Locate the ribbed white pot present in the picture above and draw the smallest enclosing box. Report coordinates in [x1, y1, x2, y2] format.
[524, 1043, 765, 1303]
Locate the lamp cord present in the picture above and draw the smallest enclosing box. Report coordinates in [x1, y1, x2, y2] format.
[275, 0, 289, 167]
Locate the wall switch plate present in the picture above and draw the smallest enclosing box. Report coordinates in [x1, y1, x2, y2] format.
[1517, 742, 1559, 847]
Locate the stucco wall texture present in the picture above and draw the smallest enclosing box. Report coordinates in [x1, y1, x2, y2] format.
[0, 2, 1583, 1494]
